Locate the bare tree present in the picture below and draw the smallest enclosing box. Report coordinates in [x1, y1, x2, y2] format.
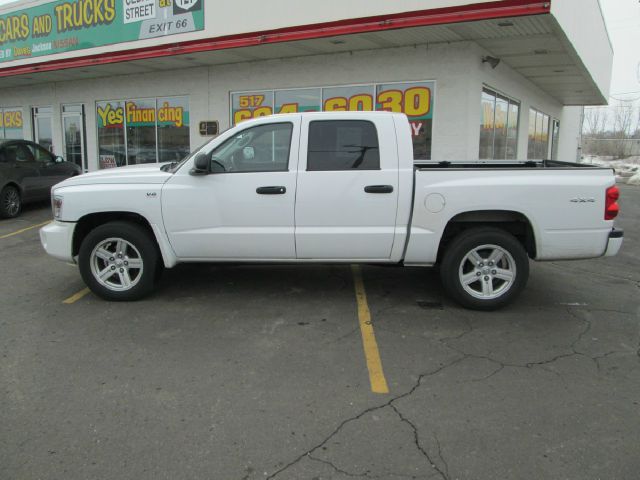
[612, 100, 635, 158]
[583, 106, 607, 136]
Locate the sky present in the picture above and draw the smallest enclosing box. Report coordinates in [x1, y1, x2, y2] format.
[0, 0, 638, 101]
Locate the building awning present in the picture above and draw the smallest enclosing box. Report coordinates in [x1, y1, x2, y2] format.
[0, 0, 611, 105]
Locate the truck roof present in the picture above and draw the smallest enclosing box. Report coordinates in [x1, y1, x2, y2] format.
[237, 110, 407, 126]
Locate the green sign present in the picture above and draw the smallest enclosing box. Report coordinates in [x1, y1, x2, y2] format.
[0, 0, 205, 64]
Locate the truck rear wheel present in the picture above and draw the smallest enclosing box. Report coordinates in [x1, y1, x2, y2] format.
[78, 221, 160, 301]
[440, 227, 529, 310]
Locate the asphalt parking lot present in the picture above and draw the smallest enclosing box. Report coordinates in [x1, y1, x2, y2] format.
[1, 186, 639, 480]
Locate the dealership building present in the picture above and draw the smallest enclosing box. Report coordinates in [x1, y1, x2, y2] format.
[0, 0, 612, 171]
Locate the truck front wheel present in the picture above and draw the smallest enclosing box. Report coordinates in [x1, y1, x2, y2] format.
[78, 221, 160, 301]
[440, 227, 529, 310]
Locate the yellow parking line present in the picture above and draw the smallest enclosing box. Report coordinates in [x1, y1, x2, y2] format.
[351, 265, 389, 394]
[0, 220, 51, 239]
[63, 288, 91, 304]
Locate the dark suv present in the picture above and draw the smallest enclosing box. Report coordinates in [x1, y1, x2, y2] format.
[0, 140, 82, 218]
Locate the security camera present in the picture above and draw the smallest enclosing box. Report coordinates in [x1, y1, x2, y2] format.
[482, 56, 501, 69]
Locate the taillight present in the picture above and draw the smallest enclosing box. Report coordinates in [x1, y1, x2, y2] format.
[605, 185, 620, 220]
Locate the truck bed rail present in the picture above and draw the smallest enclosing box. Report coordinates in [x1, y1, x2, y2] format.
[415, 160, 608, 170]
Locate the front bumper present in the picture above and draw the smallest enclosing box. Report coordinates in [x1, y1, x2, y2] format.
[40, 221, 76, 263]
[604, 228, 624, 257]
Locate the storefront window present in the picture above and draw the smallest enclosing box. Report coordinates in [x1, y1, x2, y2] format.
[97, 96, 190, 168]
[507, 102, 519, 159]
[528, 108, 550, 160]
[551, 119, 560, 161]
[527, 109, 536, 159]
[97, 101, 126, 168]
[479, 88, 519, 160]
[231, 81, 435, 160]
[231, 91, 274, 125]
[480, 90, 496, 159]
[0, 108, 24, 140]
[322, 85, 376, 111]
[376, 82, 433, 160]
[126, 99, 157, 165]
[157, 97, 190, 163]
[275, 88, 321, 115]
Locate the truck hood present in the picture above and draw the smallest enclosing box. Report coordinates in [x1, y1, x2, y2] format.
[55, 163, 172, 189]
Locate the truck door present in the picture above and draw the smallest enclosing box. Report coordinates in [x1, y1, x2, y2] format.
[162, 119, 300, 259]
[295, 115, 399, 259]
[29, 143, 69, 191]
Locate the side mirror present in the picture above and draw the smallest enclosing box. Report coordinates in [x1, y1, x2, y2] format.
[242, 146, 255, 161]
[190, 152, 210, 175]
[55, 156, 64, 164]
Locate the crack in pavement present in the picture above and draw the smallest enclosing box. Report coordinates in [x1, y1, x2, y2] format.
[307, 454, 437, 479]
[307, 455, 369, 477]
[390, 404, 450, 480]
[432, 430, 449, 480]
[266, 294, 639, 479]
[443, 306, 603, 371]
[265, 356, 467, 479]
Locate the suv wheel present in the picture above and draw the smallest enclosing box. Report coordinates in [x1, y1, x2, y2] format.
[78, 221, 160, 301]
[440, 227, 529, 310]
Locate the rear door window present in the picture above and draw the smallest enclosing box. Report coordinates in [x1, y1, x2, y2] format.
[307, 120, 380, 171]
[4, 143, 34, 163]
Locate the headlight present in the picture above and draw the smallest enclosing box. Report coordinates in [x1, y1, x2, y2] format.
[52, 196, 63, 219]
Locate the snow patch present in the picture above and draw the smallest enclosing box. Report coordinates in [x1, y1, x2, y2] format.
[627, 172, 640, 186]
[581, 156, 640, 185]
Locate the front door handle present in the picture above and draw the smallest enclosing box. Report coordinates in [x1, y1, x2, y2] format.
[364, 185, 394, 194]
[256, 186, 286, 195]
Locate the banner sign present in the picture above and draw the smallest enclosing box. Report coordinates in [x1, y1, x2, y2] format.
[0, 0, 205, 64]
[97, 97, 189, 129]
[231, 81, 435, 159]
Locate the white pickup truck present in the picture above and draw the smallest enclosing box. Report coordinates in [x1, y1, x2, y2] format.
[40, 112, 623, 309]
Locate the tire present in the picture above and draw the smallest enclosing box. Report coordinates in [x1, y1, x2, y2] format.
[0, 185, 22, 219]
[78, 221, 160, 301]
[440, 227, 529, 311]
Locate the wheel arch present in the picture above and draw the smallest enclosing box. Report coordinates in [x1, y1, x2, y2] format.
[437, 209, 537, 262]
[72, 211, 177, 268]
[2, 181, 23, 194]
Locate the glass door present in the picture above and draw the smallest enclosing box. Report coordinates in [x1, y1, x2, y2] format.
[62, 104, 87, 170]
[32, 106, 53, 151]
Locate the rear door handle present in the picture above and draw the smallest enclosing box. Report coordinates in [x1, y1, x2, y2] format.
[256, 186, 286, 195]
[364, 185, 394, 194]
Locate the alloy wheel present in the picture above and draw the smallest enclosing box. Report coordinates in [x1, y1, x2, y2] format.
[89, 238, 144, 292]
[458, 244, 516, 300]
